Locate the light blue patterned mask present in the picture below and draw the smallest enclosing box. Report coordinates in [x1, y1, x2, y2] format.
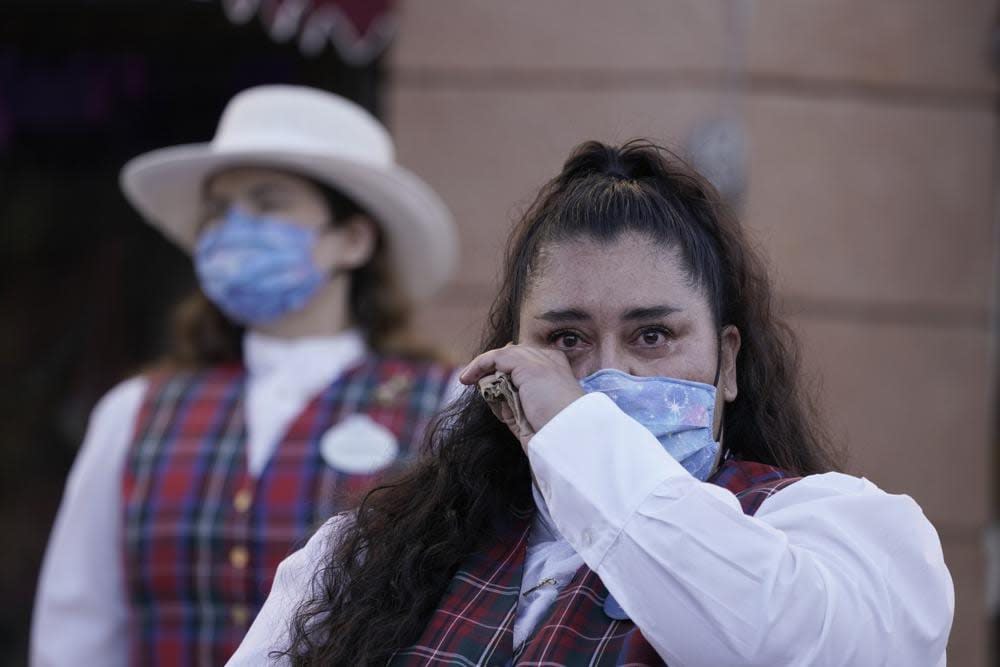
[579, 369, 721, 481]
[194, 209, 327, 325]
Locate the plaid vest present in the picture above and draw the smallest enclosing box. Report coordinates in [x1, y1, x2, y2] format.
[122, 355, 452, 667]
[392, 459, 799, 667]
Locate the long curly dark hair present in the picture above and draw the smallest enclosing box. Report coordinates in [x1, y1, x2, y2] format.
[280, 140, 841, 665]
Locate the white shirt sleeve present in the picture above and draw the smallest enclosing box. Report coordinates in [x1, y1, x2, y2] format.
[226, 516, 346, 666]
[527, 392, 954, 667]
[30, 377, 148, 667]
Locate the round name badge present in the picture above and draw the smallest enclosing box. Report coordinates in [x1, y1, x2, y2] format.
[319, 414, 399, 474]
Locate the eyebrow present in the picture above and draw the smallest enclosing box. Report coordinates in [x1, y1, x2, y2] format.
[248, 183, 289, 200]
[204, 182, 288, 203]
[536, 308, 591, 323]
[622, 305, 681, 321]
[535, 305, 681, 323]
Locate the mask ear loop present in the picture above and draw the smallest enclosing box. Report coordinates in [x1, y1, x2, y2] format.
[712, 330, 723, 386]
[712, 329, 732, 462]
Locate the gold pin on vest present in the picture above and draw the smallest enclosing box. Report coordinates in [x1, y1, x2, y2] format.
[374, 374, 413, 406]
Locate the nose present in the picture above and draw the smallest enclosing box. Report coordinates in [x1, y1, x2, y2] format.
[576, 339, 634, 378]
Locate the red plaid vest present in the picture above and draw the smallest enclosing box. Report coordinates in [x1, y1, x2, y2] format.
[391, 460, 799, 666]
[122, 355, 452, 667]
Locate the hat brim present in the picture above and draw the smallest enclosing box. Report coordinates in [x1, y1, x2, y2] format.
[120, 144, 457, 302]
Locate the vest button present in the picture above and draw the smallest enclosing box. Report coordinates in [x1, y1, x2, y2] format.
[233, 488, 253, 513]
[230, 546, 250, 569]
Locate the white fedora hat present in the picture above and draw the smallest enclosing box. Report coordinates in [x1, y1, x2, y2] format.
[120, 85, 457, 301]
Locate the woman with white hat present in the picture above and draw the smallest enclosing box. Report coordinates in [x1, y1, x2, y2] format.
[31, 85, 459, 667]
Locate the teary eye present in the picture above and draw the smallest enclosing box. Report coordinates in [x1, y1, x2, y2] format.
[558, 332, 580, 348]
[637, 327, 672, 346]
[549, 330, 583, 349]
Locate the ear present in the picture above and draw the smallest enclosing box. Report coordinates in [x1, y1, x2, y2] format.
[718, 324, 740, 402]
[315, 215, 378, 272]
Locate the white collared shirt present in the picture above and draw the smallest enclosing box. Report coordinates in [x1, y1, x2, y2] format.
[30, 329, 458, 667]
[243, 330, 367, 475]
[229, 393, 953, 667]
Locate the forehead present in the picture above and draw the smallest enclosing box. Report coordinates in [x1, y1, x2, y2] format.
[524, 233, 707, 313]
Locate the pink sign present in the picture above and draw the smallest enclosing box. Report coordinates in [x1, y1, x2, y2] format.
[220, 0, 397, 63]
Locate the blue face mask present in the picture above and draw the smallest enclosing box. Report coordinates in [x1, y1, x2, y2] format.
[194, 209, 327, 325]
[578, 369, 721, 481]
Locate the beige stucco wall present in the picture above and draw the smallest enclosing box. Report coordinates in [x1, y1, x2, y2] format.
[384, 2, 997, 663]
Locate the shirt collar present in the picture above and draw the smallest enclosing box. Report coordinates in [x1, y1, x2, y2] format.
[243, 328, 368, 388]
[531, 481, 564, 543]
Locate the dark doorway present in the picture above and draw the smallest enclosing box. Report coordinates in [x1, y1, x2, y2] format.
[0, 2, 383, 662]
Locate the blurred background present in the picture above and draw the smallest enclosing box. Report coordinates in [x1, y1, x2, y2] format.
[1, 1, 996, 665]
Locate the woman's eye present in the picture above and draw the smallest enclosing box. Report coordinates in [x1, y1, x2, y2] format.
[198, 212, 224, 232]
[638, 328, 670, 346]
[551, 332, 582, 349]
[559, 333, 580, 348]
[201, 202, 226, 222]
[255, 197, 294, 213]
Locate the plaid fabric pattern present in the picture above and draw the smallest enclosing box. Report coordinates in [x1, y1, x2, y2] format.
[122, 355, 452, 667]
[707, 458, 803, 515]
[393, 459, 799, 667]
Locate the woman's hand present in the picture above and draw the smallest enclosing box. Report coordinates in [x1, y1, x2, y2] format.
[460, 344, 584, 450]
